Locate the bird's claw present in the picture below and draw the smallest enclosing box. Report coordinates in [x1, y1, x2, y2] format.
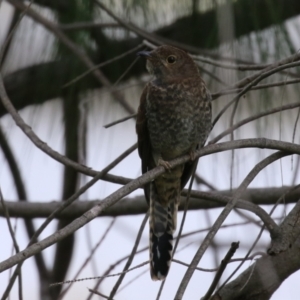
[158, 158, 171, 171]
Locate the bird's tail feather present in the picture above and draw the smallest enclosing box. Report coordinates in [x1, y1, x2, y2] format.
[149, 177, 180, 280]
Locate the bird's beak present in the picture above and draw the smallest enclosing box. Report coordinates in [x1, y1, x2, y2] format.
[137, 51, 152, 58]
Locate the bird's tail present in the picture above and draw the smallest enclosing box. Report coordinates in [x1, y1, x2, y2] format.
[149, 166, 182, 280]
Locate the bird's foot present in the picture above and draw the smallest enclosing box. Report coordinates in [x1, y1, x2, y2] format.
[157, 158, 171, 171]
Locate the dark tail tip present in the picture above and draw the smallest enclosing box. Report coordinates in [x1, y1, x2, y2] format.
[150, 229, 173, 281]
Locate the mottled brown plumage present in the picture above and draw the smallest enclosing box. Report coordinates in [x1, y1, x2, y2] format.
[136, 45, 212, 280]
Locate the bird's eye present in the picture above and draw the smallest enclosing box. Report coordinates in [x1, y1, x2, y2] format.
[167, 55, 176, 64]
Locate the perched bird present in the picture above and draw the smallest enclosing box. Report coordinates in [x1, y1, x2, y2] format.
[136, 45, 212, 280]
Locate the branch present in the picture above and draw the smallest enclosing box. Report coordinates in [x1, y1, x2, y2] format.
[268, 199, 300, 255]
[211, 213, 300, 300]
[0, 143, 296, 273]
[2, 0, 300, 118]
[7, 0, 136, 115]
[175, 151, 289, 299]
[2, 61, 300, 185]
[33, 0, 300, 51]
[108, 213, 148, 299]
[59, 22, 120, 31]
[202, 242, 239, 300]
[0, 186, 299, 219]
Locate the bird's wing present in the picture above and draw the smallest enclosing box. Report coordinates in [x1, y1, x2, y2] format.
[136, 83, 152, 202]
[181, 85, 212, 190]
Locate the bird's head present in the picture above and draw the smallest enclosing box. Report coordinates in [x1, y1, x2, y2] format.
[137, 45, 199, 82]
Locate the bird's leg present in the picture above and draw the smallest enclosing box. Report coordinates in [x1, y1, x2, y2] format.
[153, 152, 171, 171]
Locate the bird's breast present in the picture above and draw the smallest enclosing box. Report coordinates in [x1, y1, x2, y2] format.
[146, 82, 211, 159]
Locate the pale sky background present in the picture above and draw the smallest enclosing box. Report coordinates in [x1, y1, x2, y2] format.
[0, 1, 300, 299]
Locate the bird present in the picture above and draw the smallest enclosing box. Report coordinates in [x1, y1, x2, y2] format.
[136, 45, 212, 281]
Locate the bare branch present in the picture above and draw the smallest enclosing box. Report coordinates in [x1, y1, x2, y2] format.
[202, 242, 239, 300]
[0, 187, 23, 300]
[50, 261, 149, 286]
[175, 151, 289, 299]
[103, 113, 137, 129]
[1, 186, 299, 219]
[7, 0, 136, 115]
[212, 78, 300, 100]
[58, 219, 116, 299]
[210, 101, 300, 144]
[268, 200, 300, 255]
[108, 213, 148, 299]
[0, 143, 296, 274]
[212, 222, 300, 299]
[63, 44, 144, 88]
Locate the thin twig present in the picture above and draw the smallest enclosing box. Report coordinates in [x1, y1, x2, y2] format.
[212, 60, 300, 128]
[203, 210, 219, 282]
[194, 174, 217, 190]
[113, 56, 141, 86]
[85, 247, 147, 300]
[193, 53, 300, 80]
[200, 66, 231, 87]
[234, 51, 300, 89]
[103, 113, 137, 128]
[2, 143, 137, 296]
[88, 290, 114, 299]
[7, 0, 136, 115]
[212, 78, 300, 100]
[0, 188, 23, 300]
[210, 101, 300, 144]
[58, 219, 116, 299]
[103, 80, 300, 130]
[50, 261, 149, 286]
[108, 213, 149, 299]
[0, 67, 138, 184]
[193, 55, 270, 70]
[0, 10, 20, 67]
[6, 0, 109, 87]
[142, 38, 262, 64]
[172, 259, 218, 272]
[188, 190, 280, 236]
[63, 44, 144, 88]
[202, 242, 239, 300]
[59, 22, 120, 31]
[117, 269, 148, 293]
[0, 1, 33, 66]
[229, 97, 240, 190]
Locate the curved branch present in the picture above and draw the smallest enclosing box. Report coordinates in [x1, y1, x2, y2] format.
[175, 151, 289, 299]
[0, 151, 292, 273]
[212, 224, 300, 300]
[0, 126, 50, 288]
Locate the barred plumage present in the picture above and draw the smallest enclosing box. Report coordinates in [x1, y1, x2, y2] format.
[136, 45, 212, 280]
